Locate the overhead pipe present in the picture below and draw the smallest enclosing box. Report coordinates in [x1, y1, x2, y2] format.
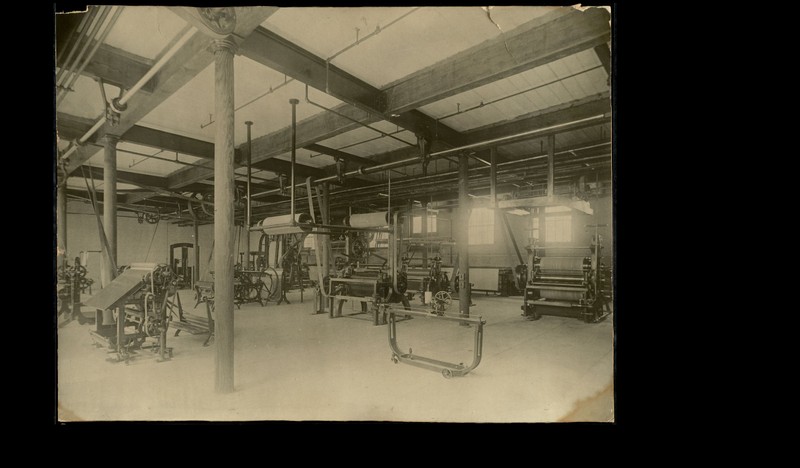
[59, 6, 113, 93]
[56, 8, 99, 87]
[60, 25, 198, 163]
[57, 6, 124, 106]
[292, 144, 612, 199]
[248, 155, 611, 217]
[304, 84, 415, 148]
[250, 114, 610, 199]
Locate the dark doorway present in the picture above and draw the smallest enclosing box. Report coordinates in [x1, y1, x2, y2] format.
[170, 243, 194, 288]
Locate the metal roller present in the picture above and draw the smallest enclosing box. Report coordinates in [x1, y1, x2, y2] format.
[347, 211, 389, 228]
[538, 257, 586, 272]
[259, 213, 313, 235]
[539, 290, 584, 301]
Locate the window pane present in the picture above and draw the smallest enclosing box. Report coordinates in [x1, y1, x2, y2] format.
[469, 208, 495, 245]
[412, 216, 421, 234]
[545, 215, 571, 242]
[428, 215, 437, 233]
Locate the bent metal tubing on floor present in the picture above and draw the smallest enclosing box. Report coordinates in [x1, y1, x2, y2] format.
[388, 308, 485, 379]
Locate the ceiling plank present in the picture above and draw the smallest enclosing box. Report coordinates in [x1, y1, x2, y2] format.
[382, 7, 611, 114]
[62, 7, 280, 176]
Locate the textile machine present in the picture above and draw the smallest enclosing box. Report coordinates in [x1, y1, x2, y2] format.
[519, 235, 611, 323]
[85, 263, 183, 362]
[57, 257, 94, 324]
[323, 211, 411, 325]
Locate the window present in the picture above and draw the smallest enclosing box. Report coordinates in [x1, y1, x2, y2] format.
[370, 231, 388, 248]
[303, 234, 316, 250]
[468, 208, 494, 245]
[412, 215, 437, 234]
[531, 216, 540, 241]
[545, 215, 572, 243]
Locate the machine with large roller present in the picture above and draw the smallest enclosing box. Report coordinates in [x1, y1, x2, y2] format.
[323, 211, 411, 325]
[252, 213, 312, 305]
[519, 235, 610, 323]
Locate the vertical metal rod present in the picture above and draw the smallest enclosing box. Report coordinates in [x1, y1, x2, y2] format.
[458, 153, 471, 320]
[57, 181, 68, 270]
[321, 182, 331, 292]
[547, 134, 555, 198]
[193, 220, 200, 288]
[421, 204, 428, 268]
[490, 147, 498, 207]
[212, 38, 237, 393]
[245, 121, 253, 270]
[289, 99, 299, 224]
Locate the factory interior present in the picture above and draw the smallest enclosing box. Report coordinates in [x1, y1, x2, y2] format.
[54, 5, 615, 423]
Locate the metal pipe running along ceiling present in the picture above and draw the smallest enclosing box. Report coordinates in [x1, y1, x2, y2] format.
[250, 154, 611, 216]
[249, 114, 611, 200]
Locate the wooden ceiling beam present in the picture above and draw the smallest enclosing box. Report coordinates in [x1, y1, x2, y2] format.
[359, 93, 611, 169]
[61, 7, 279, 176]
[57, 41, 157, 94]
[166, 104, 380, 188]
[382, 7, 611, 114]
[240, 27, 463, 146]
[594, 43, 611, 76]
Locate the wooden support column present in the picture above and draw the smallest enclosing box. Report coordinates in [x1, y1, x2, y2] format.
[213, 37, 237, 394]
[102, 134, 119, 284]
[458, 153, 471, 321]
[102, 134, 119, 330]
[57, 181, 67, 269]
[547, 134, 555, 199]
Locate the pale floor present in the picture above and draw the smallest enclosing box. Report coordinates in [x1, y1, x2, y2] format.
[57, 290, 614, 423]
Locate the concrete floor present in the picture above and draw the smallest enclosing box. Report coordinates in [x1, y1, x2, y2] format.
[57, 290, 614, 422]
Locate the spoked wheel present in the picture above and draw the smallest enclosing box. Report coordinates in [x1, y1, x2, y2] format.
[442, 368, 453, 379]
[433, 291, 452, 311]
